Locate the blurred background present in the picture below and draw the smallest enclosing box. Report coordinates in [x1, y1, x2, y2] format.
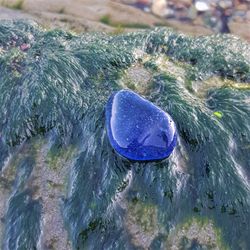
[0, 0, 249, 41]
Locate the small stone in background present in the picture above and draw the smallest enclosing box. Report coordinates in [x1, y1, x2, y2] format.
[195, 1, 210, 12]
[246, 10, 250, 20]
[152, 0, 168, 17]
[218, 0, 233, 9]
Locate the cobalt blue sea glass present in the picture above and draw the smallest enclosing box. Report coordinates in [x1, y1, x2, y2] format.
[105, 90, 177, 161]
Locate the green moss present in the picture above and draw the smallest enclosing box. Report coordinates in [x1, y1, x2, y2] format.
[125, 80, 136, 91]
[100, 15, 112, 25]
[125, 199, 160, 248]
[143, 60, 158, 71]
[154, 22, 168, 27]
[32, 137, 46, 152]
[118, 63, 154, 94]
[168, 217, 229, 250]
[0, 21, 250, 248]
[0, 139, 42, 191]
[127, 200, 159, 234]
[4, 0, 24, 10]
[12, 0, 24, 9]
[134, 205, 156, 232]
[122, 23, 150, 29]
[90, 202, 97, 210]
[46, 144, 76, 171]
[100, 14, 150, 29]
[112, 25, 125, 35]
[226, 82, 250, 90]
[154, 55, 186, 84]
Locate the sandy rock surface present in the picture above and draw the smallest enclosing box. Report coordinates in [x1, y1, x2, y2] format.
[1, 0, 249, 42]
[0, 0, 164, 32]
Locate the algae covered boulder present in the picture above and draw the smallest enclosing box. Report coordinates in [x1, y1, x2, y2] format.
[0, 20, 249, 249]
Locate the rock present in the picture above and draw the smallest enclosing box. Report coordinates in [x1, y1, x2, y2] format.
[195, 1, 210, 12]
[246, 10, 250, 20]
[152, 0, 168, 17]
[105, 90, 177, 161]
[178, 0, 192, 8]
[0, 0, 166, 32]
[235, 3, 248, 11]
[187, 4, 198, 20]
[218, 0, 233, 9]
[119, 64, 153, 95]
[119, 0, 137, 4]
[166, 218, 225, 249]
[125, 200, 160, 249]
[228, 19, 250, 41]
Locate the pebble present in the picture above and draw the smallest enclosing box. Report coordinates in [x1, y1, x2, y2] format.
[105, 90, 177, 161]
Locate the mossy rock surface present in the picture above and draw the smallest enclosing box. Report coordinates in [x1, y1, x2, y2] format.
[0, 20, 250, 249]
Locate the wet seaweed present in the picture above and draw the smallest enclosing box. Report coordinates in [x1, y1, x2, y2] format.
[0, 20, 249, 249]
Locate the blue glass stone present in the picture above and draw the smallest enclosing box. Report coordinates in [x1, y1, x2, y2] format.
[105, 90, 177, 161]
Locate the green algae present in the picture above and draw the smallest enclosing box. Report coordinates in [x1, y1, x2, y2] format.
[2, 154, 41, 250]
[0, 20, 250, 249]
[125, 199, 160, 249]
[226, 81, 250, 90]
[1, 138, 42, 182]
[2, 0, 24, 10]
[119, 64, 153, 94]
[167, 217, 229, 250]
[46, 143, 76, 171]
[127, 200, 158, 234]
[0, 21, 249, 145]
[99, 14, 151, 30]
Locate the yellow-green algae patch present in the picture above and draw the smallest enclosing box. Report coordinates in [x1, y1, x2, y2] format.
[150, 57, 250, 98]
[148, 54, 249, 101]
[152, 55, 201, 94]
[118, 63, 153, 95]
[1, 137, 44, 184]
[45, 144, 77, 171]
[155, 55, 187, 83]
[192, 76, 250, 98]
[118, 53, 190, 95]
[166, 217, 228, 250]
[213, 111, 223, 119]
[26, 138, 73, 249]
[125, 199, 161, 249]
[226, 81, 250, 90]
